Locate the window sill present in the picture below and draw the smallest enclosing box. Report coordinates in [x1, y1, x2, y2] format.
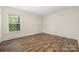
[8, 31, 22, 34]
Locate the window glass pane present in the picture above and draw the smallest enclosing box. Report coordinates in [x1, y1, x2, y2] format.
[16, 24, 20, 31]
[9, 24, 16, 31]
[8, 15, 16, 24]
[8, 15, 20, 32]
[17, 16, 20, 24]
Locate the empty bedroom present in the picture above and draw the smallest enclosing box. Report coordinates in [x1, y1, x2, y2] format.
[0, 6, 79, 52]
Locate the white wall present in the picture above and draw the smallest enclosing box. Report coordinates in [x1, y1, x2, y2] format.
[0, 7, 1, 41]
[2, 7, 42, 41]
[43, 7, 79, 44]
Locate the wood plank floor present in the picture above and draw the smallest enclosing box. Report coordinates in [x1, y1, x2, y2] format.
[0, 33, 78, 52]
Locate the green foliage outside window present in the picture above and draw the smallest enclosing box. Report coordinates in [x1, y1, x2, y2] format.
[8, 15, 20, 32]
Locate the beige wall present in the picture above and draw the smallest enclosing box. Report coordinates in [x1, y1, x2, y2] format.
[0, 7, 1, 41]
[2, 7, 42, 41]
[43, 7, 79, 44]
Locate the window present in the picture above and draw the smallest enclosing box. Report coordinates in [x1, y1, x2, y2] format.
[8, 15, 20, 32]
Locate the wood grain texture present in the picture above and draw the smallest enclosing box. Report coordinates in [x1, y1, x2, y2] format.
[0, 33, 78, 52]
